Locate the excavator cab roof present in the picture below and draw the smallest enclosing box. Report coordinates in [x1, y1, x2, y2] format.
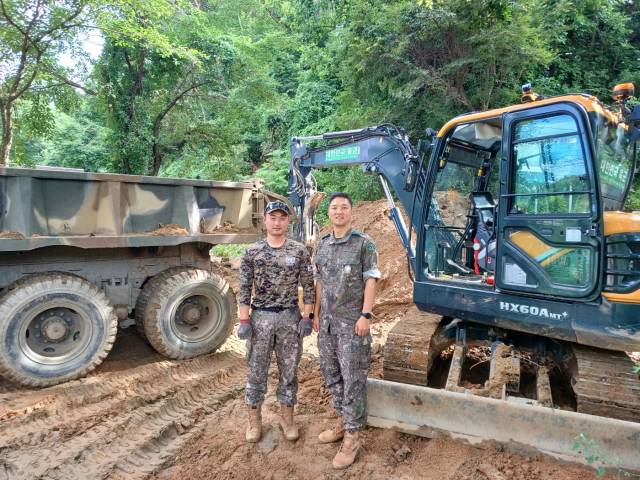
[438, 93, 616, 138]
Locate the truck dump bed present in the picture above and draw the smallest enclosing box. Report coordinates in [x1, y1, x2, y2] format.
[0, 167, 269, 251]
[0, 167, 288, 387]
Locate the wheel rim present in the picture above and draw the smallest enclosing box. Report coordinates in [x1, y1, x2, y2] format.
[18, 301, 94, 366]
[169, 289, 223, 343]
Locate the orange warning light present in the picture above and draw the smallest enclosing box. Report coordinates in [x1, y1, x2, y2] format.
[612, 83, 635, 102]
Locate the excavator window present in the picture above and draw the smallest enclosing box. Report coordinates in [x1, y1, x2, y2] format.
[424, 119, 502, 281]
[509, 114, 591, 215]
[591, 112, 637, 210]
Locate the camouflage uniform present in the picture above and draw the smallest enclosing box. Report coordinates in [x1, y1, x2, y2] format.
[239, 238, 315, 406]
[315, 228, 381, 431]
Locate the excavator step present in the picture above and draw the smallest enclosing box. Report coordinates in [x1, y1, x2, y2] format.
[383, 306, 442, 386]
[367, 378, 640, 473]
[571, 344, 640, 423]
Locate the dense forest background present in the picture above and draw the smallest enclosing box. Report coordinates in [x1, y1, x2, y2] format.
[2, 0, 640, 209]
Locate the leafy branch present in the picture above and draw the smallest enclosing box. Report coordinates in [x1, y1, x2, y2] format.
[573, 433, 640, 479]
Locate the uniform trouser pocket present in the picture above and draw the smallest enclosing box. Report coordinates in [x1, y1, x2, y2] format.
[351, 333, 372, 370]
[273, 312, 303, 406]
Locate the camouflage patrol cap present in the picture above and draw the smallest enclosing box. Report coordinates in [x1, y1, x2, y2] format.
[265, 200, 290, 216]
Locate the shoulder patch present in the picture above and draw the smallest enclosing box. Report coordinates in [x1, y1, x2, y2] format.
[352, 230, 363, 236]
[366, 241, 376, 253]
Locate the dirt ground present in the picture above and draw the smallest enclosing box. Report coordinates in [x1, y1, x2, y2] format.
[0, 199, 618, 480]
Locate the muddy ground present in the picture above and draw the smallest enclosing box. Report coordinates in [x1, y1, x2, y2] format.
[0, 199, 618, 479]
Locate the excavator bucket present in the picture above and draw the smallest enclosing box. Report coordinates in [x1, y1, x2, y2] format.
[367, 378, 640, 473]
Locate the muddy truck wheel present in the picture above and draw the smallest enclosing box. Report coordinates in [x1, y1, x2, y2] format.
[0, 274, 118, 387]
[143, 269, 237, 359]
[134, 266, 191, 341]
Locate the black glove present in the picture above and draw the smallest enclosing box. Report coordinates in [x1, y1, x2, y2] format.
[237, 319, 252, 339]
[298, 317, 313, 338]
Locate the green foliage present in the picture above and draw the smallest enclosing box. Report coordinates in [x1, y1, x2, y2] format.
[254, 149, 290, 196]
[36, 100, 113, 171]
[574, 432, 640, 478]
[0, 0, 207, 166]
[211, 244, 248, 258]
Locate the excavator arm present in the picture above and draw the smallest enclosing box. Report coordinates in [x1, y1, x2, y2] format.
[288, 125, 432, 262]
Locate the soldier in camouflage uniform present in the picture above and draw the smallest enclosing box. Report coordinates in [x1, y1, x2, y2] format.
[313, 192, 380, 469]
[237, 201, 315, 443]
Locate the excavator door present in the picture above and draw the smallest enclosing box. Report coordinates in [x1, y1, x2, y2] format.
[495, 103, 603, 299]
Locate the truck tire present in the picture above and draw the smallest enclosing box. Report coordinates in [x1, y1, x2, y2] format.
[143, 269, 237, 359]
[0, 274, 118, 387]
[134, 266, 191, 341]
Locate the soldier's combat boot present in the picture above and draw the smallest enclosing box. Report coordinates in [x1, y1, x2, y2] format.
[318, 416, 345, 444]
[332, 430, 360, 469]
[279, 404, 299, 440]
[246, 405, 262, 443]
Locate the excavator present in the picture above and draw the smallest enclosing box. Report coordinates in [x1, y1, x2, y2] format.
[288, 83, 640, 470]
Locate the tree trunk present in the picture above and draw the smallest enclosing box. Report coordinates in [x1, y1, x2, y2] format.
[122, 47, 145, 175]
[0, 100, 15, 166]
[151, 114, 163, 176]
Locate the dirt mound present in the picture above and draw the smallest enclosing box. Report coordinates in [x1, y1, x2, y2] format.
[320, 199, 414, 323]
[433, 189, 471, 227]
[205, 222, 258, 235]
[0, 230, 25, 239]
[125, 223, 190, 236]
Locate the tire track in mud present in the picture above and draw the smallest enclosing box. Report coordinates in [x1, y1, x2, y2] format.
[0, 335, 248, 480]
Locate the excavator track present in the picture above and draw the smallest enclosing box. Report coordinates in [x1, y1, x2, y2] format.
[571, 344, 640, 423]
[383, 306, 443, 386]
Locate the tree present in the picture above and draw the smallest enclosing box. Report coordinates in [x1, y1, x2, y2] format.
[0, 0, 201, 166]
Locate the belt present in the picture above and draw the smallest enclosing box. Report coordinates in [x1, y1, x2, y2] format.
[251, 305, 296, 313]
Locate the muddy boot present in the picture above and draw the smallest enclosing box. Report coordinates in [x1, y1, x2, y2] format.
[279, 404, 299, 441]
[332, 430, 360, 469]
[246, 405, 262, 443]
[318, 416, 345, 444]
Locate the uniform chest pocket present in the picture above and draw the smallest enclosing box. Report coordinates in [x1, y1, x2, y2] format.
[315, 254, 329, 266]
[339, 250, 360, 265]
[340, 249, 362, 279]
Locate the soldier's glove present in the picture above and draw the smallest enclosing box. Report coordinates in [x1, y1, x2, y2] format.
[298, 317, 313, 338]
[237, 318, 252, 340]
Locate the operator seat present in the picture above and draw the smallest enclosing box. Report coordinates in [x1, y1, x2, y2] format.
[471, 192, 497, 274]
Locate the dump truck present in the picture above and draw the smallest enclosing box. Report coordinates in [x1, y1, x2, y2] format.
[289, 83, 640, 469]
[0, 167, 287, 387]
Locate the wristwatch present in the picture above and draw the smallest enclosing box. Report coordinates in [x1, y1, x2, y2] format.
[308, 313, 314, 320]
[360, 312, 372, 319]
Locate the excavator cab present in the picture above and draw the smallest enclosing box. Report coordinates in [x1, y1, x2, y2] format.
[421, 90, 638, 306]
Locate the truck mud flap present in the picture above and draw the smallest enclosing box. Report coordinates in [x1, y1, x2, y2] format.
[367, 378, 640, 473]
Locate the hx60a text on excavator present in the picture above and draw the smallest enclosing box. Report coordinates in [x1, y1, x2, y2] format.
[288, 83, 640, 470]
